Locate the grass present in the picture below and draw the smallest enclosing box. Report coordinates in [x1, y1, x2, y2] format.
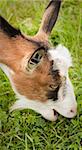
[0, 0, 82, 149]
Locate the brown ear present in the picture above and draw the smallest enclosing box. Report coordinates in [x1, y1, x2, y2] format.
[38, 0, 61, 36]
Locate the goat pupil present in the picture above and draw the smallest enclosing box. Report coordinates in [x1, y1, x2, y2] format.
[31, 58, 39, 64]
[35, 53, 39, 59]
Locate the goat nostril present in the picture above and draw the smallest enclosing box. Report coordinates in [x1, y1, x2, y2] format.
[70, 109, 74, 113]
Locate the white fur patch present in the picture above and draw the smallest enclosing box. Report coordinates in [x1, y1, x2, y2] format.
[48, 44, 72, 76]
[10, 95, 58, 121]
[48, 44, 77, 118]
[0, 63, 19, 95]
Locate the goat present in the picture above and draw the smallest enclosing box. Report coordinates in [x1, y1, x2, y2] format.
[0, 0, 77, 121]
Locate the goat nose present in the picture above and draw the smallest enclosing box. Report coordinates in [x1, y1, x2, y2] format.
[70, 107, 77, 116]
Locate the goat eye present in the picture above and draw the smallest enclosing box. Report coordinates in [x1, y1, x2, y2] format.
[27, 49, 44, 70]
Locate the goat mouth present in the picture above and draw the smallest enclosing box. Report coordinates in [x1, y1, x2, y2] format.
[53, 109, 58, 116]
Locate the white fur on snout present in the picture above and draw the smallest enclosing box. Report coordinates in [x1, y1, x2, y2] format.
[49, 78, 77, 118]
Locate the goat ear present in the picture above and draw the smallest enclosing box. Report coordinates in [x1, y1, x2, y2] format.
[38, 0, 61, 36]
[0, 16, 21, 37]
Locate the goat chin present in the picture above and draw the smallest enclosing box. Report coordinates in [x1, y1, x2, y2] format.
[0, 44, 77, 121]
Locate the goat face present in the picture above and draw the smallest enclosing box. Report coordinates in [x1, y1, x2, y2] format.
[0, 0, 77, 121]
[12, 36, 62, 102]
